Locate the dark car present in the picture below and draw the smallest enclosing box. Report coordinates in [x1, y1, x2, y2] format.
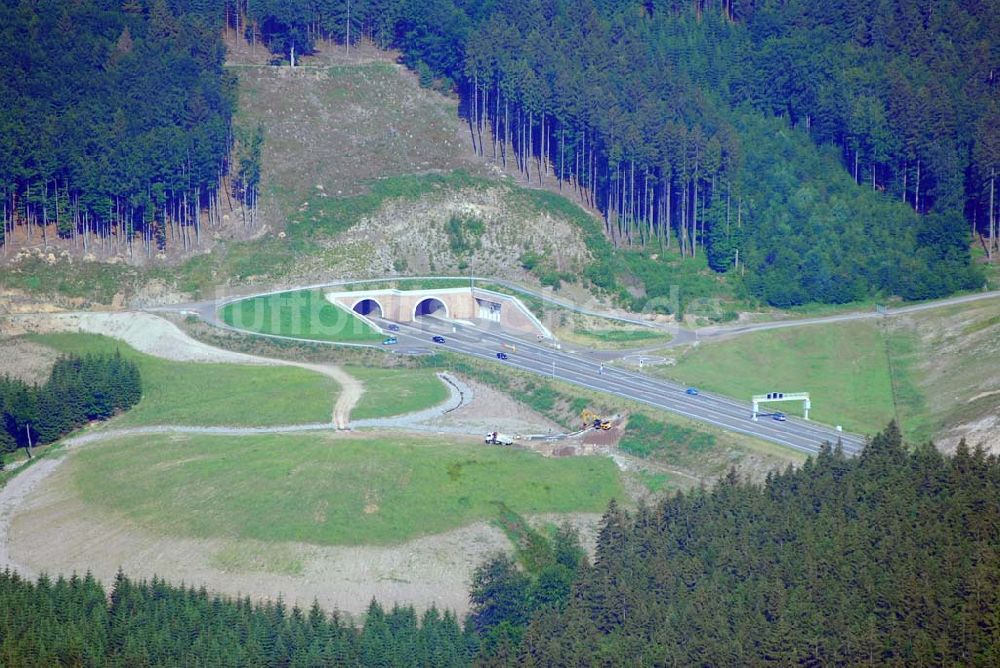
[432, 335, 446, 343]
[685, 387, 699, 396]
[386, 324, 400, 332]
[772, 412, 787, 422]
[496, 352, 509, 360]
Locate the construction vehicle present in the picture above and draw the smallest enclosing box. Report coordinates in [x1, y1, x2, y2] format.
[484, 431, 514, 446]
[581, 409, 612, 431]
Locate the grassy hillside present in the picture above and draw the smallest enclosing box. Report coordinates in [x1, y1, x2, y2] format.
[886, 297, 1000, 448]
[28, 333, 340, 427]
[653, 322, 896, 435]
[71, 432, 623, 545]
[647, 296, 1000, 447]
[345, 366, 449, 420]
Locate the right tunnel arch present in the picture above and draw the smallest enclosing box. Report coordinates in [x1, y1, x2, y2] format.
[413, 297, 448, 319]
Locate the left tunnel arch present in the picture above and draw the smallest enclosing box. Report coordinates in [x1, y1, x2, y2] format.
[352, 298, 383, 318]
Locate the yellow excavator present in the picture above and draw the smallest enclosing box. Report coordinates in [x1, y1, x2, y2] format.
[581, 409, 612, 431]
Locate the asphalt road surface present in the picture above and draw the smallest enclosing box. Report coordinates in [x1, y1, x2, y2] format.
[377, 315, 866, 457]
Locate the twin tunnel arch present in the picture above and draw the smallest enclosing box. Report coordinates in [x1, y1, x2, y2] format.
[351, 296, 449, 320]
[331, 288, 548, 337]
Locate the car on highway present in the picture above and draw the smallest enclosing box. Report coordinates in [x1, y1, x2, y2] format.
[386, 324, 400, 332]
[772, 412, 787, 421]
[685, 387, 699, 396]
[496, 352, 508, 360]
[432, 335, 446, 343]
[382, 337, 398, 345]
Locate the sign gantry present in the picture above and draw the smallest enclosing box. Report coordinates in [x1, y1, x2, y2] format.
[752, 392, 811, 421]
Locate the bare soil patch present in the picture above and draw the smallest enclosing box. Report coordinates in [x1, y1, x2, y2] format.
[887, 297, 1000, 453]
[236, 57, 484, 228]
[582, 419, 626, 449]
[0, 458, 63, 574]
[0, 285, 88, 314]
[516, 420, 626, 461]
[425, 377, 563, 436]
[1, 312, 268, 365]
[331, 184, 593, 281]
[0, 338, 60, 384]
[936, 414, 1000, 455]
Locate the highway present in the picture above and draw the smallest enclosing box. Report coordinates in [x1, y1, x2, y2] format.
[149, 293, 872, 456]
[379, 315, 867, 457]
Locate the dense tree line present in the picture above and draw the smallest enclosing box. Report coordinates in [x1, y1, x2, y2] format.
[240, 0, 992, 305]
[0, 352, 141, 454]
[0, 569, 473, 666]
[468, 520, 587, 657]
[475, 423, 1000, 665]
[0, 0, 238, 257]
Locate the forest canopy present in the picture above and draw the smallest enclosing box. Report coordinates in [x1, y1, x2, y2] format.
[0, 0, 235, 255]
[239, 0, 994, 305]
[476, 423, 1000, 665]
[2, 0, 995, 306]
[0, 351, 141, 454]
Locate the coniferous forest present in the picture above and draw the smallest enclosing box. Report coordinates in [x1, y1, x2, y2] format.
[499, 424, 1000, 665]
[1, 0, 996, 305]
[234, 0, 997, 305]
[0, 0, 237, 256]
[2, 424, 998, 665]
[0, 352, 142, 457]
[0, 569, 474, 666]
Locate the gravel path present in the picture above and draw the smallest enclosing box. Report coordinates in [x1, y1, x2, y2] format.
[292, 361, 362, 428]
[0, 371, 473, 459]
[0, 458, 62, 576]
[3, 312, 271, 364]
